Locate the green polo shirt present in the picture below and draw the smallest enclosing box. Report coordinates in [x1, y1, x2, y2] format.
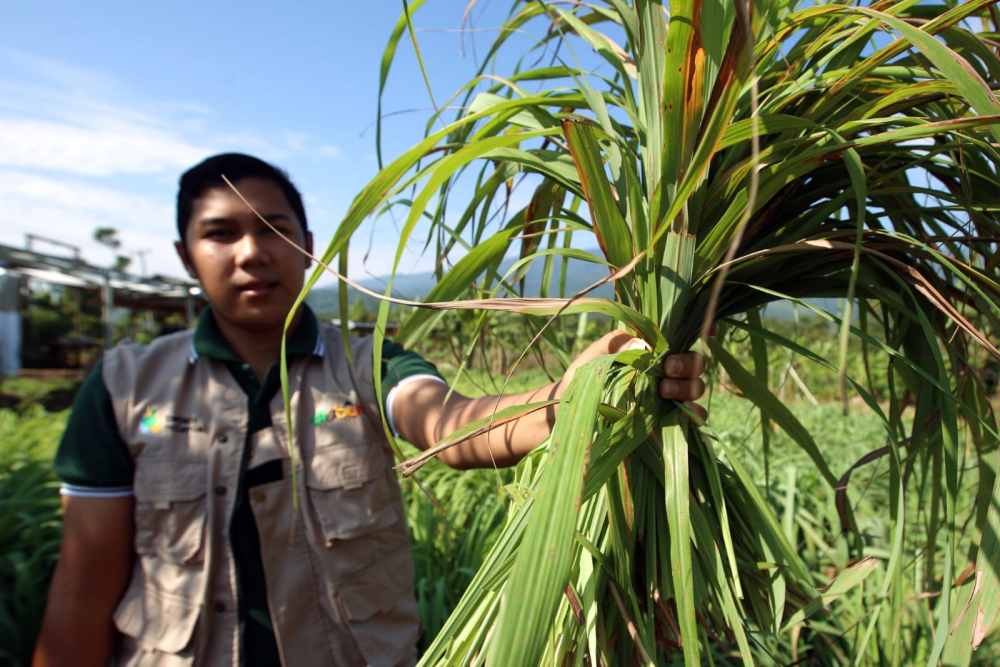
[54, 305, 442, 666]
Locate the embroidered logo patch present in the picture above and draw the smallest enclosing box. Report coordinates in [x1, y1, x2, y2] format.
[313, 403, 362, 425]
[139, 408, 165, 434]
[138, 408, 207, 434]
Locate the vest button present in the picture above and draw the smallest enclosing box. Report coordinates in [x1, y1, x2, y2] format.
[214, 485, 226, 496]
[216, 433, 228, 444]
[213, 601, 226, 613]
[252, 491, 266, 504]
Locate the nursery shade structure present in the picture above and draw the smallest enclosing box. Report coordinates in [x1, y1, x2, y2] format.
[279, 1, 1000, 664]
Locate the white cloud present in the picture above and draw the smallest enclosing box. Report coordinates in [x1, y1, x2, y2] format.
[0, 117, 209, 177]
[0, 170, 184, 277]
[283, 130, 310, 153]
[0, 52, 207, 278]
[0, 49, 195, 131]
[0, 50, 357, 282]
[0, 170, 168, 220]
[0, 49, 218, 178]
[3, 48, 119, 95]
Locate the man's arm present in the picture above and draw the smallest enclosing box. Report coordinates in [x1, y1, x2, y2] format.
[391, 332, 706, 469]
[391, 372, 560, 469]
[33, 496, 134, 667]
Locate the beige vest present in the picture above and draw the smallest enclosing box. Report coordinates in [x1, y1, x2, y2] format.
[102, 324, 419, 666]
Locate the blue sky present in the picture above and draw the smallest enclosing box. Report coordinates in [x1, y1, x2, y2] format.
[1, 1, 536, 282]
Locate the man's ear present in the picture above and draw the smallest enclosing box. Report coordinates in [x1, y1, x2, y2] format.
[174, 241, 198, 280]
[303, 231, 314, 270]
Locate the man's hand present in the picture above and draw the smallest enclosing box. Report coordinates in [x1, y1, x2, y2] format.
[560, 331, 708, 422]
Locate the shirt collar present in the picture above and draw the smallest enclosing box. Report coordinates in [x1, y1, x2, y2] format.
[190, 305, 323, 364]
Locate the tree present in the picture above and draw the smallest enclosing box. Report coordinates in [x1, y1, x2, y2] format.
[287, 2, 1000, 664]
[92, 227, 121, 252]
[93, 227, 131, 274]
[112, 256, 131, 273]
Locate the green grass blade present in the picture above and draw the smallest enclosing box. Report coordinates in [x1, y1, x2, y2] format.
[707, 338, 838, 490]
[958, 459, 1000, 651]
[400, 225, 519, 345]
[835, 144, 868, 412]
[661, 0, 701, 186]
[779, 557, 880, 631]
[561, 119, 633, 268]
[854, 6, 1000, 142]
[660, 231, 696, 336]
[401, 0, 438, 112]
[376, 0, 428, 168]
[636, 0, 666, 203]
[721, 451, 815, 590]
[489, 356, 614, 666]
[663, 422, 698, 666]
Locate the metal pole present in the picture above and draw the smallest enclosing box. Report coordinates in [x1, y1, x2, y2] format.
[102, 274, 114, 348]
[25, 233, 82, 260]
[134, 249, 150, 276]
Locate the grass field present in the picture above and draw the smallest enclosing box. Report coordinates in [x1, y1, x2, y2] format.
[2, 359, 996, 664]
[0, 404, 64, 665]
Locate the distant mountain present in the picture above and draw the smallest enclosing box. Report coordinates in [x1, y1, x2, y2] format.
[306, 253, 614, 315]
[306, 251, 846, 322]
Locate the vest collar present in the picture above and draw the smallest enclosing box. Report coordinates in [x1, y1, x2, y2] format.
[189, 305, 323, 364]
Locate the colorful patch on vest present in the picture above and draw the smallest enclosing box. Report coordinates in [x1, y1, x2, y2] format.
[138, 408, 207, 434]
[312, 403, 362, 425]
[139, 407, 166, 434]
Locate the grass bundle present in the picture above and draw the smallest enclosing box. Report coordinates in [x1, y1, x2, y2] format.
[283, 1, 1000, 663]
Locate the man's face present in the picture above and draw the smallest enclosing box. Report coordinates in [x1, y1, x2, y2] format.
[175, 177, 313, 333]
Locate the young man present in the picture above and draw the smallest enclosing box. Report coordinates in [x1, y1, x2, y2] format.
[33, 153, 706, 667]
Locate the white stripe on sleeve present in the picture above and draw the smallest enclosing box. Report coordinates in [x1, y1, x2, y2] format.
[385, 374, 447, 436]
[60, 484, 134, 498]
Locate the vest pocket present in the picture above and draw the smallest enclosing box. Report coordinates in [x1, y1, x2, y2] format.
[307, 445, 399, 543]
[113, 576, 199, 661]
[336, 548, 420, 667]
[133, 461, 207, 564]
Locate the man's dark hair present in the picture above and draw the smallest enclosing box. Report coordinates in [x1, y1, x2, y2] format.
[176, 153, 308, 241]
